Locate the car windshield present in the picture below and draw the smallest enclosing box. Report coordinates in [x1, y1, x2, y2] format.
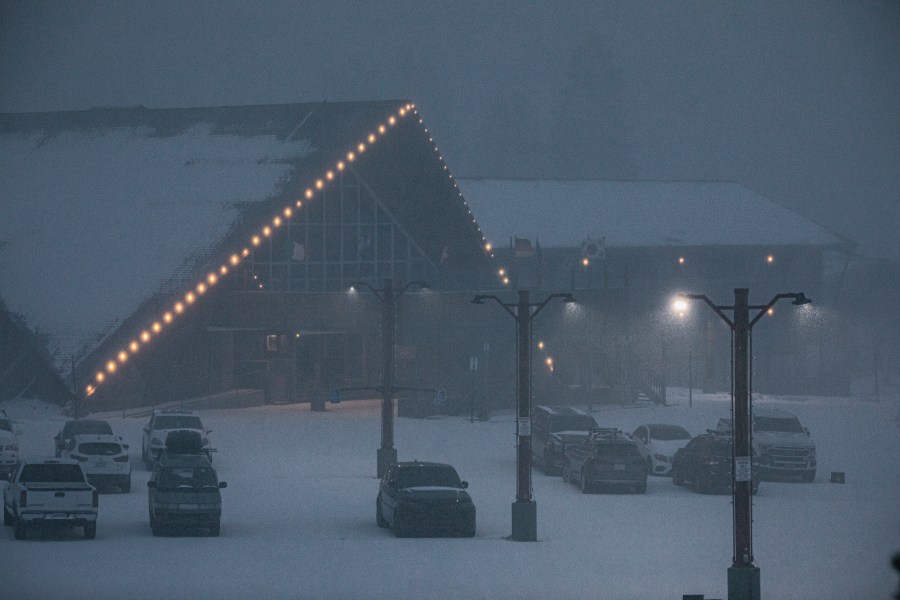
[69, 420, 113, 436]
[550, 415, 598, 432]
[158, 466, 218, 488]
[20, 464, 85, 483]
[154, 415, 203, 430]
[596, 443, 640, 457]
[0, 418, 13, 433]
[649, 425, 691, 441]
[755, 417, 804, 433]
[397, 466, 461, 488]
[78, 442, 123, 456]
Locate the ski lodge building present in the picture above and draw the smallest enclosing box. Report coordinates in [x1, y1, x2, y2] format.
[0, 101, 852, 413]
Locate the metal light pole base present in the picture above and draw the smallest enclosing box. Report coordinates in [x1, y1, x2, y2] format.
[376, 447, 397, 479]
[727, 566, 760, 600]
[511, 500, 537, 541]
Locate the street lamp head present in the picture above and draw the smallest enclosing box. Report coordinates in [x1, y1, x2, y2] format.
[791, 293, 812, 306]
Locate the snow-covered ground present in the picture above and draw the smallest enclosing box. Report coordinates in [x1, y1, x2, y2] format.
[2, 389, 898, 600]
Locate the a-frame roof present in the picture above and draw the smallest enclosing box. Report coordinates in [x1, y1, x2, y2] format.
[0, 101, 489, 377]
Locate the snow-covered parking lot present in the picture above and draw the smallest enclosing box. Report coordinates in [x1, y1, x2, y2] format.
[3, 391, 898, 600]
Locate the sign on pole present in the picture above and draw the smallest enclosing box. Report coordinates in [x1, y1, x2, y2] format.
[734, 456, 752, 482]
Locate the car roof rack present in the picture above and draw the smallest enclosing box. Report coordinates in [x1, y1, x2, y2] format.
[589, 427, 628, 439]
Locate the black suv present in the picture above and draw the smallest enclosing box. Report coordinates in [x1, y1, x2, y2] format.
[377, 461, 475, 537]
[562, 428, 647, 494]
[147, 431, 226, 536]
[532, 406, 600, 475]
[671, 431, 760, 495]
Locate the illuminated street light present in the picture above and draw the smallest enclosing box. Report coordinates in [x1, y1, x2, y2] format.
[471, 290, 575, 541]
[678, 288, 811, 600]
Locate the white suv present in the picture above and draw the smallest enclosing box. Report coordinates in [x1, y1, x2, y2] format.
[0, 411, 21, 477]
[61, 434, 132, 493]
[142, 410, 213, 468]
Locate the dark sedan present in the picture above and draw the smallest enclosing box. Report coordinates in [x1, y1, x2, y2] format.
[376, 461, 475, 537]
[671, 431, 760, 494]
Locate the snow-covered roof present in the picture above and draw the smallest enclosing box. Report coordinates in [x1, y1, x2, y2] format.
[1, 101, 441, 371]
[458, 179, 847, 249]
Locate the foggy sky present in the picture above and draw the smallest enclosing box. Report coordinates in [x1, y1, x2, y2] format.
[1, 1, 897, 259]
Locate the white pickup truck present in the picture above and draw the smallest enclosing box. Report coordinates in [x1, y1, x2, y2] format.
[2, 458, 99, 539]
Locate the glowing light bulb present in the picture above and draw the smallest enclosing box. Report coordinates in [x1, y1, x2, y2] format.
[766, 255, 775, 264]
[106, 360, 117, 373]
[118, 351, 128, 363]
[163, 312, 173, 323]
[152, 322, 162, 333]
[284, 207, 292, 218]
[582, 258, 590, 267]
[263, 226, 271, 237]
[368, 134, 376, 143]
[678, 256, 685, 265]
[537, 341, 544, 350]
[86, 385, 95, 396]
[141, 330, 151, 342]
[252, 236, 261, 246]
[326, 171, 334, 181]
[305, 189, 313, 199]
[242, 248, 250, 257]
[96, 372, 105, 383]
[219, 265, 228, 275]
[378, 125, 386, 134]
[337, 161, 345, 171]
[498, 268, 506, 276]
[296, 200, 303, 208]
[130, 341, 139, 353]
[502, 277, 510, 285]
[230, 254, 240, 266]
[357, 143, 365, 153]
[185, 292, 195, 304]
[767, 308, 774, 315]
[208, 273, 218, 285]
[273, 216, 282, 227]
[347, 151, 355, 162]
[315, 179, 324, 190]
[388, 116, 396, 125]
[399, 108, 406, 116]
[485, 243, 492, 252]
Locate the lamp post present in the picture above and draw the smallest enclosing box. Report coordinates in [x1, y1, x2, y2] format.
[352, 278, 429, 478]
[472, 290, 575, 541]
[679, 288, 810, 600]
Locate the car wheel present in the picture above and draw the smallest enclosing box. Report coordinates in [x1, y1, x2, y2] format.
[672, 464, 683, 486]
[392, 509, 407, 538]
[580, 469, 592, 494]
[84, 523, 96, 539]
[376, 496, 388, 528]
[460, 518, 476, 538]
[3, 505, 13, 526]
[14, 517, 27, 540]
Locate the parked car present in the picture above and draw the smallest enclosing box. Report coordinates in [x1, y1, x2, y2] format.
[54, 419, 119, 458]
[60, 434, 131, 493]
[377, 461, 475, 537]
[717, 407, 816, 482]
[147, 431, 226, 536]
[671, 430, 760, 494]
[562, 428, 647, 493]
[532, 405, 600, 474]
[631, 424, 692, 476]
[0, 412, 22, 477]
[2, 458, 98, 539]
[142, 410, 214, 468]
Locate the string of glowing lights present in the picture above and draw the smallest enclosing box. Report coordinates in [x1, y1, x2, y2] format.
[85, 102, 502, 397]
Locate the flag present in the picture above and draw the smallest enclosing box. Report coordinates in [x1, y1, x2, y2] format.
[291, 241, 307, 262]
[514, 237, 534, 258]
